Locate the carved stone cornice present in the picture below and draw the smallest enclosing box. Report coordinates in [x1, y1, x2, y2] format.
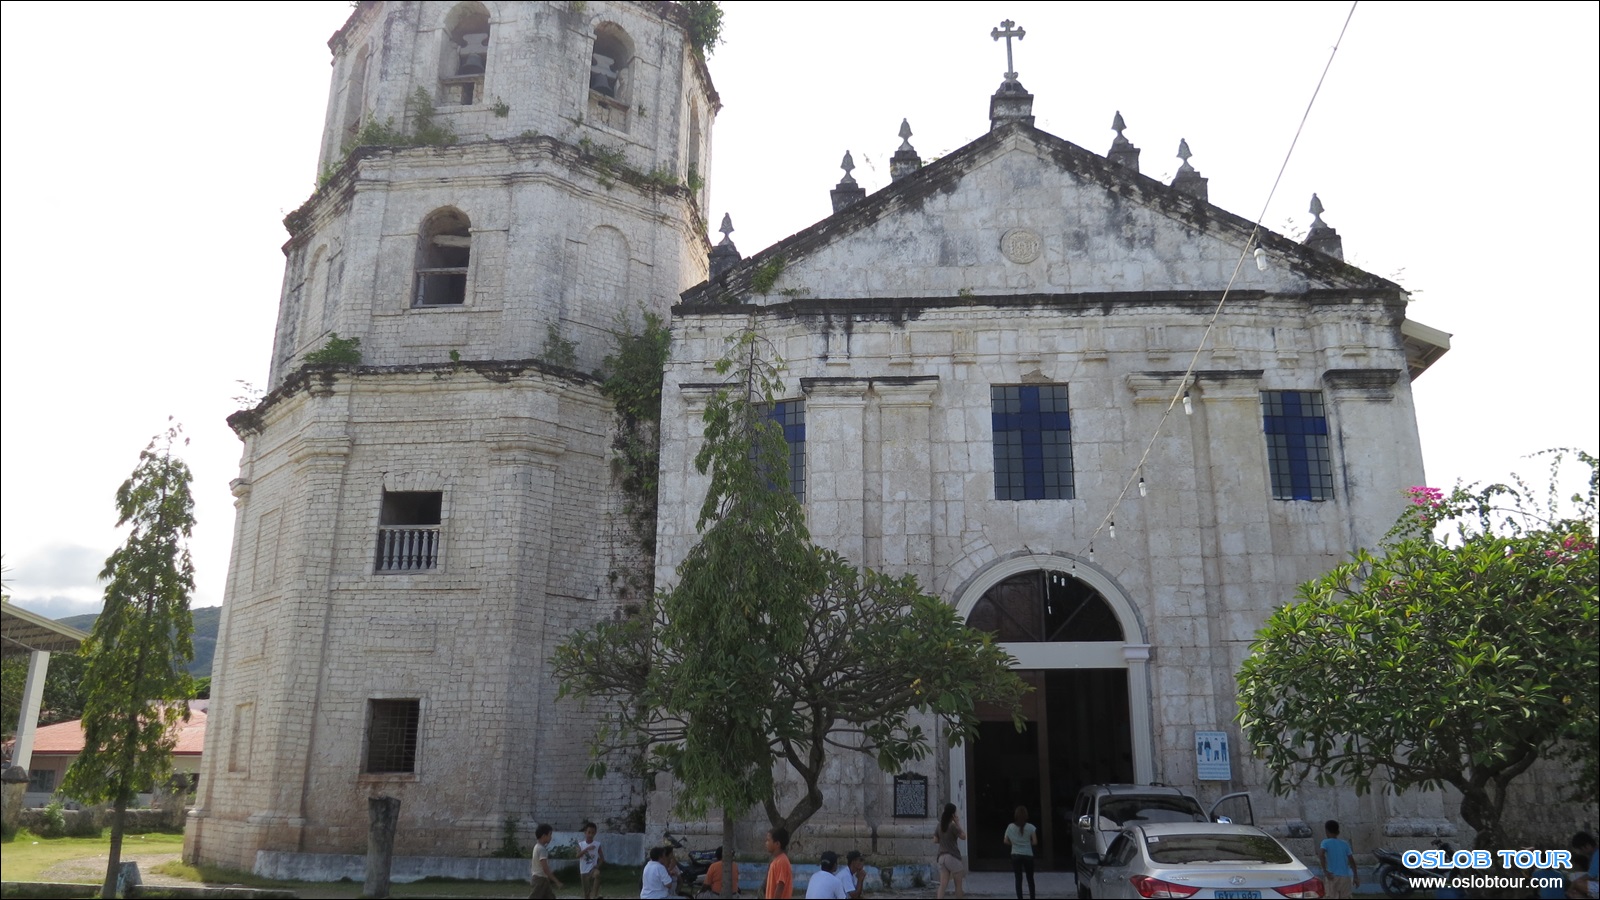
[288, 436, 352, 473]
[1126, 369, 1263, 403]
[871, 375, 940, 407]
[1322, 368, 1400, 400]
[487, 427, 565, 465]
[800, 377, 871, 405]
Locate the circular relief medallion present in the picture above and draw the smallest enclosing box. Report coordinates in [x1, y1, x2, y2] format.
[1000, 228, 1043, 264]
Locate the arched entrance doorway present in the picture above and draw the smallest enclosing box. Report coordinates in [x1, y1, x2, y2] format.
[952, 556, 1152, 871]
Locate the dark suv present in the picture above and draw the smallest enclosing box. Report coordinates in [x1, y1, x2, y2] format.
[1072, 783, 1252, 899]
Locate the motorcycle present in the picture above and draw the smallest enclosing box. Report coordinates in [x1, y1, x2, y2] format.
[663, 833, 723, 898]
[1373, 838, 1456, 898]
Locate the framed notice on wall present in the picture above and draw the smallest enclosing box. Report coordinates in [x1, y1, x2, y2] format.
[1195, 730, 1232, 781]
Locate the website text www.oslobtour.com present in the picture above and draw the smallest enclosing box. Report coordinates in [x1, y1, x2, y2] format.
[1406, 874, 1567, 892]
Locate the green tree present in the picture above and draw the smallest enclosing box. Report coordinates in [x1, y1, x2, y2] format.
[1, 651, 91, 738]
[558, 331, 1025, 875]
[1238, 450, 1598, 852]
[61, 426, 197, 899]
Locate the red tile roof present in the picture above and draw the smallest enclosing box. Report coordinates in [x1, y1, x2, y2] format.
[13, 707, 207, 757]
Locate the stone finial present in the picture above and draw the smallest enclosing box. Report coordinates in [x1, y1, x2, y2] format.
[1170, 139, 1209, 202]
[890, 120, 923, 182]
[1303, 193, 1344, 260]
[989, 79, 1036, 130]
[1107, 110, 1141, 173]
[831, 150, 866, 213]
[709, 213, 740, 278]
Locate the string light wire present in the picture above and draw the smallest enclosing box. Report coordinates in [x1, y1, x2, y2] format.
[1078, 1, 1360, 558]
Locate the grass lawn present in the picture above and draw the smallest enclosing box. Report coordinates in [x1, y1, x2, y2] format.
[150, 863, 653, 898]
[152, 863, 652, 898]
[0, 831, 185, 882]
[2, 832, 647, 898]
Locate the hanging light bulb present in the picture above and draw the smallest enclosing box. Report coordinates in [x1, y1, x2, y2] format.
[1138, 476, 1148, 498]
[1109, 519, 1116, 539]
[1088, 543, 1095, 562]
[1254, 246, 1269, 271]
[1183, 391, 1193, 415]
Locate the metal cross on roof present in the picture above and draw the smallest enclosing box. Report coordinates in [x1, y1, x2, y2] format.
[991, 19, 1026, 83]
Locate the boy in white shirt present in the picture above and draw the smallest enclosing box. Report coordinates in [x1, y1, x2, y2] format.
[577, 821, 605, 899]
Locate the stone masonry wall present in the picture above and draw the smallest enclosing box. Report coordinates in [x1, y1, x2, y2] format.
[187, 366, 638, 870]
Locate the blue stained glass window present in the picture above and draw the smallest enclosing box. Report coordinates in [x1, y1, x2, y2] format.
[991, 385, 1074, 500]
[767, 399, 806, 502]
[1262, 390, 1333, 501]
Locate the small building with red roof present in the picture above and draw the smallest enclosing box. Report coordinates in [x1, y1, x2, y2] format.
[3, 701, 206, 807]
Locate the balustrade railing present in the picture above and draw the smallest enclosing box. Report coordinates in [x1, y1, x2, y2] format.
[375, 526, 440, 572]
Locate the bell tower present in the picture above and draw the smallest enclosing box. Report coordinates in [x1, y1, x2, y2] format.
[273, 0, 716, 382]
[188, 1, 718, 871]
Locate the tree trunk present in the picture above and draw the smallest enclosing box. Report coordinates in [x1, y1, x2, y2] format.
[100, 796, 127, 899]
[364, 795, 401, 898]
[721, 808, 736, 898]
[1458, 784, 1501, 851]
[766, 781, 826, 838]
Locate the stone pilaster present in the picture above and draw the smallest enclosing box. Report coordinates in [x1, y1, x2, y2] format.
[872, 377, 940, 583]
[801, 378, 871, 565]
[485, 424, 565, 825]
[254, 430, 351, 850]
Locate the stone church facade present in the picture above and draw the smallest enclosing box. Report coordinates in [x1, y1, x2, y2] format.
[190, 0, 1463, 874]
[654, 110, 1454, 864]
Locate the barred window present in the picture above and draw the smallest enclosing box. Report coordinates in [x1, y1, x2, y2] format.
[992, 385, 1074, 500]
[364, 699, 420, 774]
[1262, 390, 1333, 501]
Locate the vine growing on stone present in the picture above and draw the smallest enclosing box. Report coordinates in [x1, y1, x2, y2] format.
[600, 311, 672, 597]
[682, 1, 724, 57]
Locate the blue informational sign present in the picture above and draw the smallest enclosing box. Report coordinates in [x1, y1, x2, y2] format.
[1195, 730, 1232, 780]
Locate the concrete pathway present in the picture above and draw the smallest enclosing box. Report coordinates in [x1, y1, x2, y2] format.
[39, 851, 190, 886]
[883, 868, 1079, 898]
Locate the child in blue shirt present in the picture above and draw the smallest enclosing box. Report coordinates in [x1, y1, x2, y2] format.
[1317, 820, 1359, 899]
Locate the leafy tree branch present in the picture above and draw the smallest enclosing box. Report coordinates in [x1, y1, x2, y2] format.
[1238, 449, 1598, 851]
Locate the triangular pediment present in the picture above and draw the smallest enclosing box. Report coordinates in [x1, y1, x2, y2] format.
[684, 124, 1399, 306]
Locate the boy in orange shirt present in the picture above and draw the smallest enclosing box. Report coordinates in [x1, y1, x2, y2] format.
[765, 827, 793, 898]
[701, 846, 740, 898]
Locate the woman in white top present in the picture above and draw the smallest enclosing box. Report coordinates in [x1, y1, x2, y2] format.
[1003, 805, 1038, 900]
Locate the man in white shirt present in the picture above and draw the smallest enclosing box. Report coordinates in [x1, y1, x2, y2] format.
[642, 845, 675, 899]
[805, 850, 846, 899]
[840, 850, 867, 900]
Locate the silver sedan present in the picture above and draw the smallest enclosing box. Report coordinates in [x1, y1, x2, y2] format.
[1079, 822, 1325, 899]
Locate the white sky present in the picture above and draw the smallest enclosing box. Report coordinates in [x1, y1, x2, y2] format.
[2, 2, 1596, 619]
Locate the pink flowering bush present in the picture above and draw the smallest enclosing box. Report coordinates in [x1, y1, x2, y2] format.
[1240, 449, 1598, 853]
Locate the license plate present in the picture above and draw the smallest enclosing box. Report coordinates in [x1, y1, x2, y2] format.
[1215, 892, 1261, 899]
